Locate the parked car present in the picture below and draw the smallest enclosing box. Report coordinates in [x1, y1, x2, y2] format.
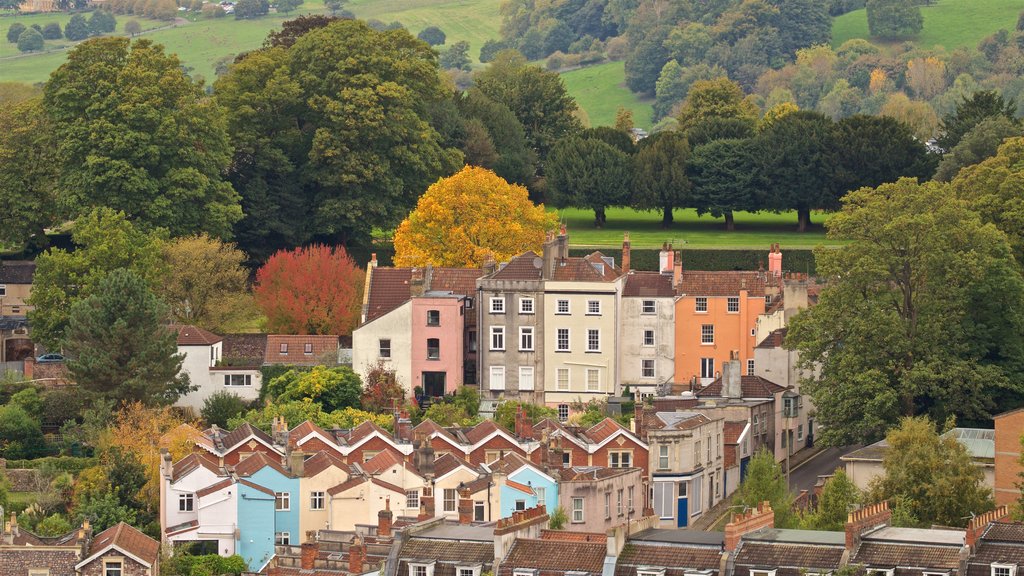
[36, 353, 65, 363]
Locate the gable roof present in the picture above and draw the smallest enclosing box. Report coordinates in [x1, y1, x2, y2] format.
[195, 478, 234, 498]
[622, 271, 675, 298]
[552, 252, 621, 282]
[171, 452, 222, 482]
[302, 451, 349, 478]
[265, 335, 339, 365]
[734, 541, 844, 570]
[677, 271, 768, 297]
[77, 522, 159, 570]
[233, 451, 291, 478]
[697, 375, 787, 399]
[584, 418, 630, 443]
[501, 538, 607, 574]
[488, 451, 537, 476]
[366, 268, 415, 322]
[756, 327, 789, 349]
[217, 421, 276, 454]
[290, 420, 335, 449]
[173, 324, 223, 346]
[433, 452, 477, 479]
[464, 418, 516, 445]
[362, 449, 407, 475]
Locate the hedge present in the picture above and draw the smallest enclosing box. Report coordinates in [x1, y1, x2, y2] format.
[570, 247, 817, 274]
[3, 456, 98, 473]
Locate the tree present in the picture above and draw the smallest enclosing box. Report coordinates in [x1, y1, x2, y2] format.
[439, 40, 471, 71]
[547, 136, 632, 227]
[156, 234, 255, 332]
[418, 25, 445, 46]
[88, 10, 117, 35]
[275, 0, 302, 13]
[28, 208, 166, 349]
[624, 25, 671, 95]
[75, 493, 138, 532]
[677, 77, 760, 133]
[494, 401, 557, 431]
[10, 387, 43, 420]
[867, 416, 993, 527]
[201, 391, 250, 428]
[44, 38, 240, 238]
[41, 22, 62, 40]
[16, 27, 43, 52]
[324, 0, 346, 15]
[254, 244, 364, 335]
[234, 0, 269, 18]
[865, 0, 923, 39]
[935, 116, 1020, 181]
[800, 469, 860, 530]
[361, 361, 406, 413]
[689, 138, 758, 230]
[63, 14, 90, 41]
[787, 179, 1024, 445]
[950, 137, 1024, 261]
[474, 50, 582, 161]
[632, 132, 691, 227]
[0, 405, 45, 459]
[614, 107, 634, 133]
[65, 269, 191, 406]
[229, 400, 392, 431]
[263, 366, 362, 412]
[456, 89, 536, 186]
[0, 99, 60, 252]
[835, 115, 937, 192]
[215, 20, 461, 261]
[263, 14, 338, 48]
[124, 19, 142, 36]
[7, 23, 25, 44]
[736, 448, 797, 528]
[35, 514, 72, 537]
[393, 166, 557, 267]
[937, 90, 1018, 151]
[880, 92, 939, 141]
[479, 38, 508, 62]
[423, 402, 478, 426]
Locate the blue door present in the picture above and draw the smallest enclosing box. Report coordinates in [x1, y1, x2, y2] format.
[677, 497, 688, 527]
[740, 456, 750, 480]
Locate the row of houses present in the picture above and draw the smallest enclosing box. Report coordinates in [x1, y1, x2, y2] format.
[0, 516, 161, 576]
[351, 230, 814, 422]
[262, 499, 1023, 576]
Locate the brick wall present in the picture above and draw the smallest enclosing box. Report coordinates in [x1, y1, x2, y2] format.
[3, 469, 40, 492]
[995, 410, 1024, 506]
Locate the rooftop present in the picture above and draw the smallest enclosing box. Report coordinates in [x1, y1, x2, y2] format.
[630, 528, 725, 547]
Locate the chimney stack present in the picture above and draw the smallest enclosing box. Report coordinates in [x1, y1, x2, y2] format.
[724, 501, 775, 551]
[421, 484, 435, 519]
[723, 352, 742, 399]
[288, 450, 305, 477]
[672, 251, 682, 289]
[659, 243, 674, 275]
[272, 415, 289, 448]
[458, 486, 474, 524]
[301, 531, 318, 570]
[378, 498, 393, 537]
[768, 244, 783, 277]
[634, 403, 646, 441]
[621, 232, 631, 272]
[410, 268, 425, 297]
[557, 224, 569, 259]
[395, 410, 412, 443]
[844, 502, 892, 551]
[483, 253, 497, 276]
[349, 536, 366, 573]
[966, 505, 1010, 549]
[515, 406, 535, 440]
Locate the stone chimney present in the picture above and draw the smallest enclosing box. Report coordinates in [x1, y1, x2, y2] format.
[272, 415, 289, 448]
[361, 254, 378, 324]
[844, 502, 892, 551]
[542, 231, 557, 280]
[966, 505, 1011, 549]
[783, 276, 808, 319]
[410, 268, 425, 297]
[622, 232, 631, 272]
[515, 406, 534, 440]
[414, 434, 435, 477]
[301, 531, 318, 570]
[722, 352, 742, 399]
[672, 251, 682, 289]
[458, 485, 473, 524]
[768, 244, 783, 277]
[659, 243, 674, 275]
[724, 501, 774, 551]
[288, 450, 305, 477]
[394, 410, 412, 443]
[483, 253, 497, 276]
[633, 403, 646, 441]
[378, 498, 393, 537]
[349, 535, 366, 573]
[557, 224, 569, 259]
[160, 448, 172, 479]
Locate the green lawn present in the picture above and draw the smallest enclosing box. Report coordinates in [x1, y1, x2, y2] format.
[9, 491, 43, 506]
[0, 11, 167, 61]
[832, 0, 1024, 51]
[561, 60, 654, 128]
[554, 207, 841, 249]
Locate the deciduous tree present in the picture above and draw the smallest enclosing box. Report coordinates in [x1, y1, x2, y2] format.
[264, 366, 363, 412]
[935, 115, 1020, 181]
[439, 40, 471, 70]
[7, 23, 25, 43]
[417, 25, 445, 46]
[950, 137, 1024, 261]
[124, 20, 142, 36]
[62, 14, 90, 41]
[65, 269, 191, 406]
[677, 77, 760, 132]
[394, 166, 555, 266]
[800, 468, 860, 530]
[253, 244, 364, 335]
[456, 89, 536, 186]
[0, 99, 60, 251]
[736, 448, 797, 528]
[361, 361, 406, 413]
[16, 27, 43, 52]
[866, 0, 923, 39]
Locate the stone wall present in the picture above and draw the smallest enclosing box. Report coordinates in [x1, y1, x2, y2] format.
[1, 469, 40, 493]
[0, 547, 80, 576]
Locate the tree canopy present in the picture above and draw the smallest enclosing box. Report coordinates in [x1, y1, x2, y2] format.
[632, 132, 691, 227]
[0, 99, 59, 251]
[547, 135, 633, 227]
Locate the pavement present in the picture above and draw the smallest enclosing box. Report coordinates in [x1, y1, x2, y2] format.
[787, 444, 862, 496]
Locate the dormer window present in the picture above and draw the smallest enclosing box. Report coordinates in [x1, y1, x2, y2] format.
[637, 569, 666, 576]
[867, 570, 894, 576]
[410, 562, 436, 576]
[993, 565, 1017, 576]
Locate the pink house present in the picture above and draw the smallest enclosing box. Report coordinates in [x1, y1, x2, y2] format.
[411, 293, 467, 397]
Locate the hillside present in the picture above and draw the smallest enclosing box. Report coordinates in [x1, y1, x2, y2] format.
[560, 61, 654, 129]
[832, 0, 1024, 50]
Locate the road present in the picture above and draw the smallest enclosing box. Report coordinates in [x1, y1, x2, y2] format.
[787, 445, 861, 495]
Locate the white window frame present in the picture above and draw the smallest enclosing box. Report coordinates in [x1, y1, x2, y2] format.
[474, 501, 485, 522]
[556, 328, 570, 352]
[28, 570, 50, 576]
[747, 359, 755, 375]
[993, 567, 1016, 576]
[610, 450, 632, 468]
[519, 297, 535, 314]
[489, 297, 505, 314]
[103, 561, 123, 576]
[310, 491, 325, 510]
[223, 374, 252, 387]
[701, 324, 714, 345]
[695, 297, 707, 312]
[587, 300, 601, 315]
[628, 486, 634, 511]
[179, 492, 194, 512]
[641, 300, 656, 314]
[406, 490, 419, 510]
[556, 299, 570, 314]
[587, 329, 600, 352]
[637, 570, 666, 576]
[556, 368, 570, 391]
[489, 366, 506, 391]
[519, 326, 534, 351]
[458, 567, 482, 576]
[379, 339, 391, 358]
[700, 358, 714, 379]
[586, 368, 600, 392]
[443, 489, 457, 512]
[658, 444, 669, 470]
[727, 296, 739, 313]
[304, 342, 314, 355]
[866, 571, 893, 576]
[617, 488, 624, 516]
[519, 366, 535, 391]
[604, 492, 611, 519]
[642, 329, 655, 347]
[641, 359, 655, 379]
[490, 326, 505, 351]
[275, 532, 291, 546]
[535, 486, 546, 504]
[750, 571, 777, 576]
[410, 563, 436, 576]
[275, 491, 290, 511]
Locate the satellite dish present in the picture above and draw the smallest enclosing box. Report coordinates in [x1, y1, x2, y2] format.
[533, 257, 543, 269]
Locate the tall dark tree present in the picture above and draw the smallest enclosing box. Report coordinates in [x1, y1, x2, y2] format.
[63, 14, 90, 41]
[624, 25, 671, 95]
[685, 116, 756, 147]
[7, 23, 25, 44]
[215, 19, 462, 262]
[632, 132, 691, 227]
[456, 89, 536, 185]
[835, 115, 937, 192]
[417, 25, 446, 46]
[547, 136, 632, 227]
[87, 10, 116, 35]
[766, 0, 831, 56]
[264, 15, 338, 48]
[937, 90, 1017, 151]
[689, 138, 758, 230]
[234, 0, 269, 19]
[935, 116, 1020, 181]
[65, 269, 191, 406]
[581, 126, 635, 154]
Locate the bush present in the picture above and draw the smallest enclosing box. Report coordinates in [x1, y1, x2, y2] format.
[163, 554, 248, 575]
[63, 14, 91, 41]
[43, 388, 84, 426]
[16, 28, 44, 53]
[41, 22, 62, 40]
[568, 247, 818, 274]
[548, 506, 568, 529]
[200, 3, 225, 17]
[10, 387, 43, 419]
[234, 0, 269, 19]
[201, 391, 249, 428]
[0, 404, 46, 458]
[4, 456, 99, 474]
[35, 514, 72, 537]
[417, 25, 445, 46]
[7, 23, 26, 44]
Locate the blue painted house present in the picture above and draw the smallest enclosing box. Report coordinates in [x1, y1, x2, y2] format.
[236, 478, 276, 570]
[490, 453, 558, 518]
[235, 452, 300, 560]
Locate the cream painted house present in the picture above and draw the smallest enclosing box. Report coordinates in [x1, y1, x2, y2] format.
[327, 476, 406, 532]
[352, 300, 413, 393]
[297, 452, 349, 536]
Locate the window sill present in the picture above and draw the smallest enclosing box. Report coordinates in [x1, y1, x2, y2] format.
[585, 350, 601, 354]
[700, 342, 715, 346]
[555, 350, 571, 353]
[490, 349, 505, 352]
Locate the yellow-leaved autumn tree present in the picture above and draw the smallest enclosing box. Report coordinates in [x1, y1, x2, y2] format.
[393, 166, 557, 267]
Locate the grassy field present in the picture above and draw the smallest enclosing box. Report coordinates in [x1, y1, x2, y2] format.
[831, 0, 1024, 50]
[0, 12, 167, 60]
[554, 207, 841, 249]
[561, 60, 654, 128]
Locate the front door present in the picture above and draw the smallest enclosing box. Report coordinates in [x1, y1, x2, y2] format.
[676, 481, 688, 527]
[708, 472, 715, 509]
[807, 418, 815, 448]
[422, 372, 446, 398]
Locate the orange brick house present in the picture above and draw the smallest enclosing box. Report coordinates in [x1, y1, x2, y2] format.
[994, 407, 1024, 505]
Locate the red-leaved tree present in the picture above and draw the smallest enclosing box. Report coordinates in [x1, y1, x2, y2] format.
[254, 245, 364, 335]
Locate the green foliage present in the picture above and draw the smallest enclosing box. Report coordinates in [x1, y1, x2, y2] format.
[631, 132, 692, 227]
[65, 269, 191, 406]
[7, 23, 26, 44]
[27, 208, 167, 349]
[952, 137, 1024, 262]
[867, 416, 993, 527]
[360, 362, 405, 413]
[689, 138, 759, 227]
[935, 115, 1021, 181]
[423, 402, 480, 427]
[0, 470, 9, 511]
[938, 90, 1018, 151]
[104, 447, 148, 514]
[835, 115, 937, 190]
[866, 0, 923, 38]
[88, 10, 117, 35]
[44, 38, 241, 239]
[17, 27, 44, 53]
[229, 400, 393, 432]
[0, 98, 60, 252]
[0, 404, 46, 459]
[569, 399, 606, 427]
[418, 25, 445, 46]
[548, 506, 568, 529]
[452, 386, 480, 417]
[162, 554, 249, 576]
[677, 77, 759, 133]
[736, 448, 796, 528]
[275, 0, 302, 13]
[74, 492, 138, 532]
[35, 514, 72, 537]
[234, 0, 269, 18]
[42, 388, 84, 427]
[10, 387, 44, 420]
[547, 135, 633, 227]
[494, 401, 557, 431]
[800, 469, 860, 530]
[456, 89, 536, 186]
[62, 14, 91, 42]
[439, 40, 471, 70]
[264, 366, 363, 412]
[125, 20, 143, 36]
[41, 22, 62, 40]
[201, 391, 250, 428]
[3, 456, 98, 473]
[787, 178, 1024, 445]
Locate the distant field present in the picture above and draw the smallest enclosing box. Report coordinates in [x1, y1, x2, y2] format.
[561, 61, 654, 128]
[0, 11, 167, 60]
[831, 0, 1024, 50]
[553, 207, 840, 249]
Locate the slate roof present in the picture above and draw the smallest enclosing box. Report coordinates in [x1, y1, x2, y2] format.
[622, 271, 675, 298]
[173, 324, 223, 346]
[851, 541, 962, 570]
[491, 252, 544, 281]
[615, 542, 722, 575]
[0, 261, 35, 284]
[677, 271, 768, 297]
[733, 541, 845, 573]
[221, 333, 268, 365]
[697, 375, 787, 399]
[87, 522, 160, 566]
[500, 538, 607, 575]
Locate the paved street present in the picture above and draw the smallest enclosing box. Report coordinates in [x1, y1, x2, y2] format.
[787, 445, 861, 495]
